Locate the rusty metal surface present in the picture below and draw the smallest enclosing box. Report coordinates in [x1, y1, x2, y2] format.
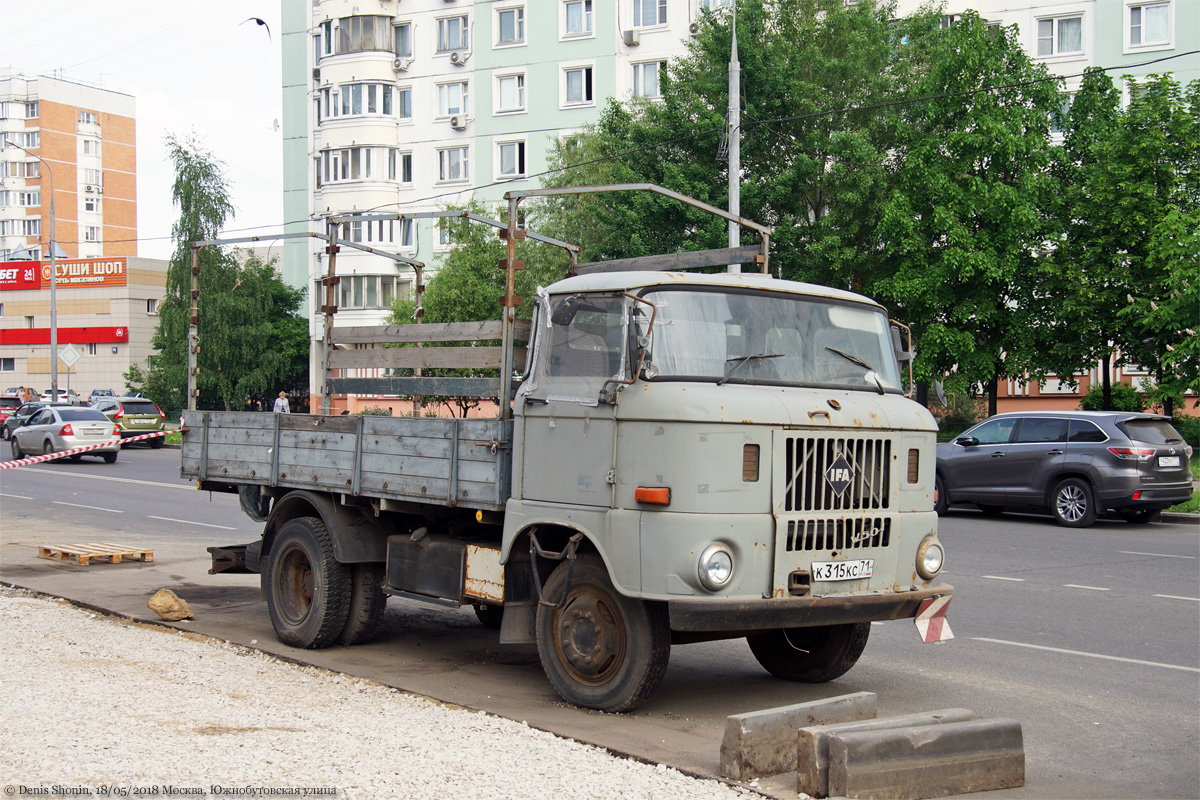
[464, 544, 504, 603]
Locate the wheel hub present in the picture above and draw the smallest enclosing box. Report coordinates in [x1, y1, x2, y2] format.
[555, 589, 626, 685]
[1057, 486, 1085, 521]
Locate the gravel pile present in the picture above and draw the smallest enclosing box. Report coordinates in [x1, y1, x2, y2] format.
[0, 589, 754, 800]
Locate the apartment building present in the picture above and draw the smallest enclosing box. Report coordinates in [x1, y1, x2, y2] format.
[281, 0, 1197, 409]
[0, 71, 165, 395]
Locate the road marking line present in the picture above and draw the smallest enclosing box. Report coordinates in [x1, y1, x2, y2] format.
[1120, 551, 1196, 559]
[0, 492, 34, 500]
[22, 466, 193, 490]
[982, 575, 1026, 582]
[52, 501, 123, 513]
[1153, 594, 1200, 602]
[972, 637, 1200, 674]
[1064, 584, 1110, 591]
[146, 515, 237, 530]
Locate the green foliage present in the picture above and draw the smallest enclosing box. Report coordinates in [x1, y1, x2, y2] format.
[122, 363, 146, 394]
[1170, 415, 1199, 448]
[147, 135, 309, 411]
[1078, 382, 1146, 412]
[930, 392, 987, 427]
[357, 406, 393, 416]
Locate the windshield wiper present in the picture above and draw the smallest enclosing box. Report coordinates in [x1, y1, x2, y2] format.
[718, 353, 783, 385]
[824, 347, 886, 395]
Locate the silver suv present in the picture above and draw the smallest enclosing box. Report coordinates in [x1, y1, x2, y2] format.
[935, 411, 1193, 527]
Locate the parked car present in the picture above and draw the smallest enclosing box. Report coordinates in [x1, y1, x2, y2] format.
[10, 405, 119, 463]
[39, 388, 82, 405]
[4, 387, 39, 403]
[2, 401, 71, 441]
[88, 388, 115, 403]
[0, 396, 21, 431]
[935, 410, 1194, 527]
[92, 397, 167, 447]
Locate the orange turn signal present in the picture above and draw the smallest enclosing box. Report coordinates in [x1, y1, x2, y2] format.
[635, 486, 671, 505]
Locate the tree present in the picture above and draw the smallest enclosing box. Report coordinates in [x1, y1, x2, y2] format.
[146, 135, 308, 411]
[869, 12, 1061, 413]
[1048, 72, 1199, 413]
[122, 363, 146, 396]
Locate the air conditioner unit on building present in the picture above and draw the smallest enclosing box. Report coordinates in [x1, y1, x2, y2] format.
[393, 56, 413, 71]
[312, 67, 320, 80]
[449, 115, 467, 131]
[449, 50, 469, 66]
[688, 22, 700, 37]
[85, 185, 94, 193]
[623, 29, 640, 46]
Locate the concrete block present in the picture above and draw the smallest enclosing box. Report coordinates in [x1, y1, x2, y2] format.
[828, 718, 1025, 800]
[719, 691, 877, 780]
[797, 708, 976, 798]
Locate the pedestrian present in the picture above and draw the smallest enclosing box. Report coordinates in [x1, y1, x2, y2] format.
[273, 392, 290, 413]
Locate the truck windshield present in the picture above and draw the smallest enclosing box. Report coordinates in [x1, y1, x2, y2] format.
[640, 288, 903, 392]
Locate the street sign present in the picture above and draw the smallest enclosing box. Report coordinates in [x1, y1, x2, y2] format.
[58, 343, 81, 368]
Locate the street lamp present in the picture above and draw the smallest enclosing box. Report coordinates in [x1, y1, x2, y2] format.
[5, 140, 58, 396]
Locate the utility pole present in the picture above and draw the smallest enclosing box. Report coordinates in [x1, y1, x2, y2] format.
[727, 7, 741, 273]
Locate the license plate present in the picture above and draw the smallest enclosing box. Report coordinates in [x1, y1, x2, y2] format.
[812, 559, 874, 582]
[1158, 456, 1180, 468]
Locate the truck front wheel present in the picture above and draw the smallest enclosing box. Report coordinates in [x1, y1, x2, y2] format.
[535, 554, 670, 713]
[747, 622, 871, 683]
[265, 516, 351, 649]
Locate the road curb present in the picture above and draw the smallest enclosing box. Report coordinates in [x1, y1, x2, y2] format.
[719, 692, 876, 780]
[828, 718, 1025, 799]
[1162, 511, 1198, 524]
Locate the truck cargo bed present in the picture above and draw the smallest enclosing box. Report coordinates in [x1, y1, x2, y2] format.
[180, 411, 513, 511]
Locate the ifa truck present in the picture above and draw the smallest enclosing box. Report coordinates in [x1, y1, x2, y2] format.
[181, 185, 951, 712]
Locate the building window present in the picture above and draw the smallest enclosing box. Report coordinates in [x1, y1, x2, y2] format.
[0, 161, 39, 179]
[438, 82, 469, 117]
[82, 139, 100, 155]
[25, 316, 35, 329]
[391, 151, 413, 184]
[1129, 2, 1170, 47]
[699, 0, 732, 9]
[497, 7, 525, 45]
[83, 168, 102, 185]
[497, 74, 526, 112]
[394, 22, 412, 56]
[1037, 15, 1083, 57]
[85, 197, 99, 212]
[564, 0, 593, 36]
[0, 358, 13, 372]
[9, 131, 38, 149]
[23, 102, 38, 119]
[633, 61, 663, 97]
[438, 147, 470, 182]
[437, 15, 469, 52]
[86, 343, 98, 357]
[437, 219, 452, 248]
[397, 87, 413, 120]
[79, 111, 98, 125]
[498, 141, 526, 178]
[147, 298, 158, 314]
[564, 66, 594, 105]
[321, 147, 387, 183]
[320, 20, 333, 56]
[84, 226, 100, 242]
[335, 15, 392, 54]
[0, 219, 40, 237]
[633, 0, 666, 27]
[339, 275, 405, 309]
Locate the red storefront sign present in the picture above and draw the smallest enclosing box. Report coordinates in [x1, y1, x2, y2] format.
[0, 326, 129, 345]
[0, 258, 127, 291]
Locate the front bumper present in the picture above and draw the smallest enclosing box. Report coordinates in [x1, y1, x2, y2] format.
[668, 583, 952, 633]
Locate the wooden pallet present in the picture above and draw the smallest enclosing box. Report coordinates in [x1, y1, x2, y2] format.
[38, 542, 154, 566]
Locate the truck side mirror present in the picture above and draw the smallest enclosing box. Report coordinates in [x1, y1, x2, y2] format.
[890, 326, 912, 363]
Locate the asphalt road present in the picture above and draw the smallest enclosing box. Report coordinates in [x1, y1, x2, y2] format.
[2, 445, 1198, 799]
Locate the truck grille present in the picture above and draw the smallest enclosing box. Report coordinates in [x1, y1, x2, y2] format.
[785, 517, 891, 552]
[781, 436, 891, 512]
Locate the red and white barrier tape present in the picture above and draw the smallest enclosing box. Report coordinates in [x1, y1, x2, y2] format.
[1, 429, 168, 470]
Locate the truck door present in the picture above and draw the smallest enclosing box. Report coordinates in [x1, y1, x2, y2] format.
[516, 293, 630, 506]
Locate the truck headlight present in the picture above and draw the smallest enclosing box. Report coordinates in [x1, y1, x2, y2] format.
[916, 539, 944, 580]
[698, 544, 734, 591]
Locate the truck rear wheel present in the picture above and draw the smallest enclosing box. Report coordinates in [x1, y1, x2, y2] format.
[339, 562, 387, 646]
[535, 554, 670, 713]
[747, 622, 871, 683]
[265, 516, 351, 649]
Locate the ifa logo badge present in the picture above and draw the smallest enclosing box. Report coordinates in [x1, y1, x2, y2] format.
[824, 455, 853, 494]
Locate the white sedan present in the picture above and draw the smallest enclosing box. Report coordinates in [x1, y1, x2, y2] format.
[10, 406, 120, 463]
